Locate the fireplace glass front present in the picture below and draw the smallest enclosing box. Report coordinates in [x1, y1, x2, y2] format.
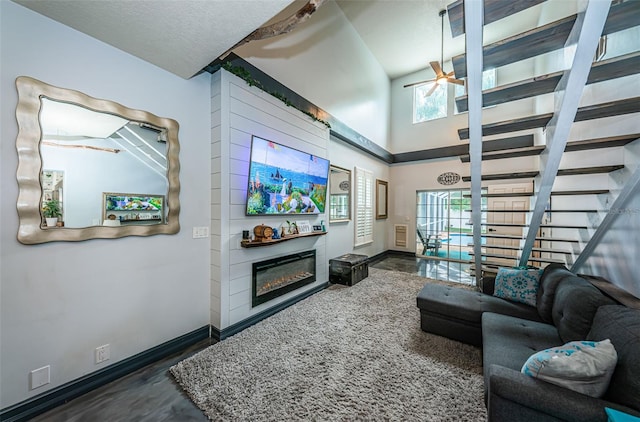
[252, 250, 316, 307]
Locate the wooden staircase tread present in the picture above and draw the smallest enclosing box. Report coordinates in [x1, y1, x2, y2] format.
[459, 133, 639, 162]
[476, 222, 590, 229]
[458, 97, 640, 140]
[464, 209, 599, 213]
[459, 145, 545, 162]
[557, 164, 625, 176]
[533, 248, 573, 254]
[469, 244, 574, 254]
[447, 0, 546, 38]
[468, 252, 518, 259]
[394, 135, 534, 163]
[453, 14, 576, 79]
[479, 234, 580, 243]
[469, 251, 565, 264]
[550, 189, 610, 196]
[464, 192, 535, 198]
[455, 52, 640, 112]
[462, 165, 624, 182]
[526, 256, 566, 264]
[540, 224, 589, 229]
[462, 171, 539, 182]
[472, 261, 546, 269]
[465, 190, 610, 198]
[452, 1, 640, 79]
[564, 134, 640, 152]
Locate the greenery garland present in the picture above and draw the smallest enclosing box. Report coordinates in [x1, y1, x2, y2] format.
[222, 62, 331, 129]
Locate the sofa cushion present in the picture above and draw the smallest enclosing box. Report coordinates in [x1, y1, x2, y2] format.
[521, 339, 617, 398]
[587, 305, 640, 412]
[417, 283, 542, 324]
[482, 312, 561, 400]
[494, 267, 543, 306]
[551, 277, 616, 343]
[536, 264, 575, 323]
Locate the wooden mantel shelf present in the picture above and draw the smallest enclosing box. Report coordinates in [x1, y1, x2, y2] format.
[240, 231, 327, 248]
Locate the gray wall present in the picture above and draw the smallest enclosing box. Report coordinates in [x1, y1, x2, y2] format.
[0, 2, 211, 408]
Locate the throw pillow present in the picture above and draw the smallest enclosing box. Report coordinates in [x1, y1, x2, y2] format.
[494, 267, 543, 306]
[521, 339, 618, 398]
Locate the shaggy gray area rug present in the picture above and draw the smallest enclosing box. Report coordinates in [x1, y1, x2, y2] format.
[171, 268, 486, 421]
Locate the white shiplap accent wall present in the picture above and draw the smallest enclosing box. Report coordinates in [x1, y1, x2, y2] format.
[211, 69, 330, 330]
[211, 71, 223, 328]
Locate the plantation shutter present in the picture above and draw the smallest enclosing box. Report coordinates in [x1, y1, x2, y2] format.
[354, 167, 373, 246]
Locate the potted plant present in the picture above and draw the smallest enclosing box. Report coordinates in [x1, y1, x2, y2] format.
[42, 199, 62, 227]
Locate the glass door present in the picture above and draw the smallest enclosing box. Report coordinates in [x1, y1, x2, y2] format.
[416, 189, 487, 282]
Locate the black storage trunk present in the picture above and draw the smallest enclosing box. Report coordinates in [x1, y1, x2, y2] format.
[329, 254, 369, 286]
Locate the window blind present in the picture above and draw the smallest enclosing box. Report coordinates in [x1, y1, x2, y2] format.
[354, 166, 373, 246]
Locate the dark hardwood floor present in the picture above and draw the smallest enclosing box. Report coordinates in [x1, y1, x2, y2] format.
[29, 254, 465, 421]
[30, 340, 214, 422]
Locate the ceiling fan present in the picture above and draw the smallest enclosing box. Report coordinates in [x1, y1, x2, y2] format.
[404, 9, 464, 96]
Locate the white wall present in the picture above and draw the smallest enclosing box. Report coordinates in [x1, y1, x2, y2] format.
[212, 70, 331, 330]
[575, 138, 640, 298]
[390, 63, 538, 154]
[327, 137, 390, 257]
[0, 2, 211, 408]
[235, 0, 391, 150]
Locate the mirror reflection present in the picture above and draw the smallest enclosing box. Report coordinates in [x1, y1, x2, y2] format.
[329, 165, 351, 223]
[16, 76, 181, 244]
[40, 98, 169, 228]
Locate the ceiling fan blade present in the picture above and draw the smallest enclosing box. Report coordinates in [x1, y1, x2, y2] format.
[430, 61, 445, 77]
[448, 78, 465, 86]
[403, 78, 435, 88]
[424, 83, 439, 97]
[446, 71, 455, 77]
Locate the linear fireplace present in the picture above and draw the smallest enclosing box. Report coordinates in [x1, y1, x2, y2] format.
[252, 250, 316, 307]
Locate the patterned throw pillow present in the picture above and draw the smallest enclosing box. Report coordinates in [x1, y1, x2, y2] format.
[493, 267, 543, 306]
[521, 339, 618, 398]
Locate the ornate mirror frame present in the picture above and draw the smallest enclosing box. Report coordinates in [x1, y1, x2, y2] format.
[15, 76, 181, 244]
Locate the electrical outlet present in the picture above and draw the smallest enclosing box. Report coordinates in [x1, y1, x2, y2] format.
[192, 226, 209, 239]
[95, 344, 110, 364]
[30, 365, 50, 390]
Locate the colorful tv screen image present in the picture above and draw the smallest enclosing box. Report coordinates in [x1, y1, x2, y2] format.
[246, 136, 330, 215]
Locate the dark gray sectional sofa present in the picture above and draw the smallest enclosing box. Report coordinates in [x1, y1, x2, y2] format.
[416, 264, 640, 421]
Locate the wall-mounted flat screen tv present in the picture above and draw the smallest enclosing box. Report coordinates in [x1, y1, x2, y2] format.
[246, 136, 330, 215]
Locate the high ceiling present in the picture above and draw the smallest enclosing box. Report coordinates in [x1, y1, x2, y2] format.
[13, 0, 570, 81]
[12, 0, 296, 79]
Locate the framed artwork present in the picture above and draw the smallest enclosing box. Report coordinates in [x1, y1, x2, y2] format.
[376, 179, 388, 219]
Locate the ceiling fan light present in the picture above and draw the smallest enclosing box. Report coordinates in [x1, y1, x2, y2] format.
[436, 76, 446, 86]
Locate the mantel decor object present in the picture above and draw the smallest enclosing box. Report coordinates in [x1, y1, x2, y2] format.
[253, 224, 273, 242]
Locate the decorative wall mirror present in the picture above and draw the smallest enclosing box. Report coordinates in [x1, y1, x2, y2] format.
[328, 165, 351, 223]
[15, 76, 181, 244]
[376, 179, 388, 219]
